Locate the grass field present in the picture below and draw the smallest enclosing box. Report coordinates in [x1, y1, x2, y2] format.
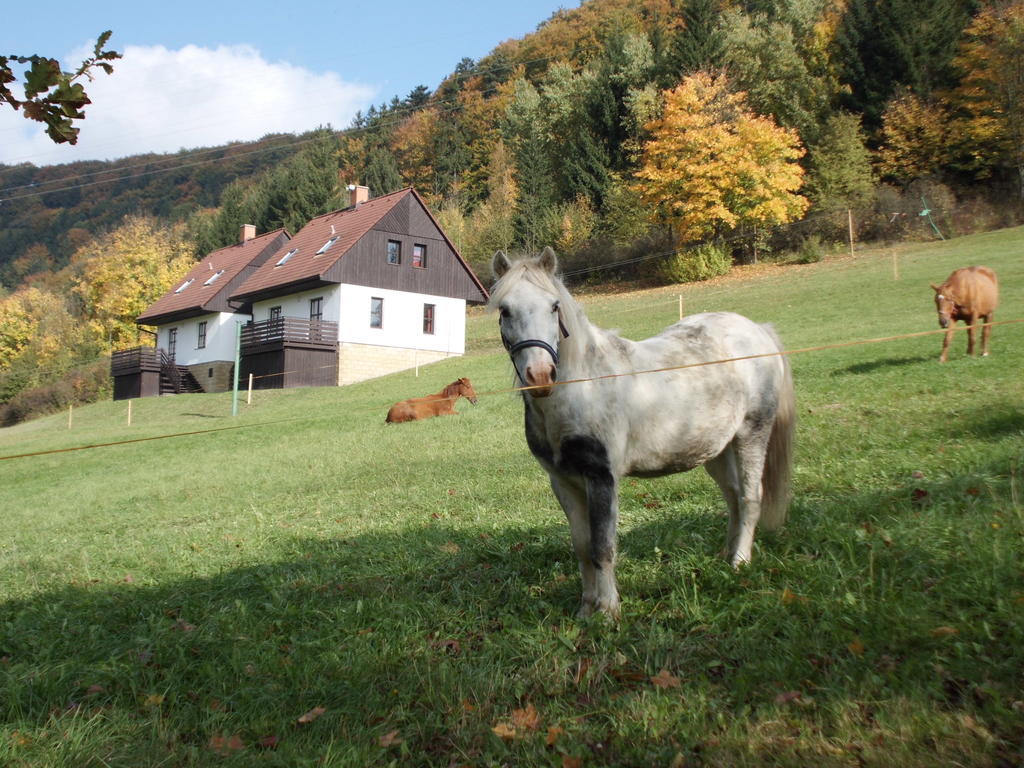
[1, 230, 1022, 767]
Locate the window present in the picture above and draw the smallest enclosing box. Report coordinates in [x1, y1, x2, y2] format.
[412, 243, 427, 268]
[173, 279, 193, 294]
[387, 240, 401, 265]
[423, 303, 435, 335]
[197, 321, 207, 349]
[167, 328, 178, 359]
[370, 297, 383, 329]
[203, 269, 225, 286]
[309, 297, 323, 321]
[269, 306, 282, 321]
[275, 248, 298, 266]
[316, 237, 339, 255]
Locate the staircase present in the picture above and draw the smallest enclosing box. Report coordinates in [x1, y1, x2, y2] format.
[158, 352, 203, 395]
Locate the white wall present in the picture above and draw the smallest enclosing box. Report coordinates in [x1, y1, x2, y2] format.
[251, 283, 466, 356]
[155, 311, 246, 365]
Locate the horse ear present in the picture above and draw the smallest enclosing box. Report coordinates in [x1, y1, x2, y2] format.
[930, 283, 941, 293]
[538, 246, 558, 274]
[492, 251, 512, 278]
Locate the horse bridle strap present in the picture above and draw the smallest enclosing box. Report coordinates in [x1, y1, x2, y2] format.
[505, 338, 560, 365]
[501, 312, 570, 385]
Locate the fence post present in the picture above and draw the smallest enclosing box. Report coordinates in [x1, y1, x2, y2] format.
[247, 373, 254, 405]
[232, 321, 242, 417]
[127, 399, 132, 426]
[892, 250, 900, 281]
[678, 295, 683, 320]
[848, 209, 855, 258]
[67, 404, 73, 430]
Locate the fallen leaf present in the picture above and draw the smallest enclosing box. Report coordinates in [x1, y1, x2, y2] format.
[208, 734, 245, 754]
[492, 722, 517, 740]
[440, 541, 460, 554]
[297, 706, 326, 724]
[931, 626, 960, 638]
[781, 588, 807, 605]
[546, 725, 565, 746]
[562, 756, 584, 768]
[848, 637, 865, 657]
[965, 487, 980, 496]
[143, 693, 164, 707]
[379, 729, 403, 748]
[123, 574, 134, 583]
[172, 619, 196, 632]
[85, 684, 104, 695]
[512, 703, 540, 731]
[911, 488, 929, 504]
[774, 690, 802, 705]
[651, 669, 681, 689]
[257, 735, 280, 749]
[462, 699, 476, 712]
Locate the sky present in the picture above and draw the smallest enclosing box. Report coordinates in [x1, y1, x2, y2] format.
[0, 0, 575, 167]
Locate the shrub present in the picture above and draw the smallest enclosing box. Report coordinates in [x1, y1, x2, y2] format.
[793, 234, 826, 264]
[0, 360, 111, 427]
[658, 243, 732, 284]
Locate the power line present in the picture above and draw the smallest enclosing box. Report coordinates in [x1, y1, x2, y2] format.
[0, 53, 561, 198]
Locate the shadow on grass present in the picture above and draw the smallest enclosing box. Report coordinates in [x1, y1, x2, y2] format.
[1, 461, 1021, 765]
[833, 354, 932, 376]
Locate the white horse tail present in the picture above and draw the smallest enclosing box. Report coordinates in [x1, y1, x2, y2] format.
[759, 328, 795, 531]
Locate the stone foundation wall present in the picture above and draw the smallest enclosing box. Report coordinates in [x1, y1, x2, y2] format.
[337, 343, 457, 386]
[188, 361, 235, 393]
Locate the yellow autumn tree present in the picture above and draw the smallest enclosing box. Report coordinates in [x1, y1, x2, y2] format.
[946, 1, 1024, 194]
[634, 72, 809, 244]
[73, 215, 196, 351]
[0, 286, 93, 401]
[877, 91, 952, 184]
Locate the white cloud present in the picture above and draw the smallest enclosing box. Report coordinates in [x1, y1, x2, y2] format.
[0, 43, 377, 166]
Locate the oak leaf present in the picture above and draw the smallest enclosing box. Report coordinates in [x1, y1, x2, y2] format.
[651, 669, 681, 689]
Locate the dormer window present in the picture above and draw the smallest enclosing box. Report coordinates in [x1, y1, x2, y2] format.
[203, 269, 225, 286]
[276, 248, 298, 267]
[316, 236, 339, 255]
[174, 278, 193, 294]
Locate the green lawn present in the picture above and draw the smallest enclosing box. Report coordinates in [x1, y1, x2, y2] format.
[1, 230, 1022, 766]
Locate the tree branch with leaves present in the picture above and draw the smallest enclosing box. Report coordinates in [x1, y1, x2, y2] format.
[0, 31, 121, 145]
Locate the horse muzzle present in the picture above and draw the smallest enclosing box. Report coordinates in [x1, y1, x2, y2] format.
[939, 316, 950, 329]
[504, 337, 559, 398]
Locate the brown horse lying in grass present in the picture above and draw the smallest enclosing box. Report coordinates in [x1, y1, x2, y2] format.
[930, 266, 999, 362]
[385, 378, 478, 423]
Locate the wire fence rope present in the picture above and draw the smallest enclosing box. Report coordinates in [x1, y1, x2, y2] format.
[3, 317, 1021, 463]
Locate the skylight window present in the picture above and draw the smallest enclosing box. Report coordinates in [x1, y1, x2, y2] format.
[316, 236, 339, 255]
[174, 278, 194, 294]
[275, 248, 298, 267]
[203, 269, 225, 286]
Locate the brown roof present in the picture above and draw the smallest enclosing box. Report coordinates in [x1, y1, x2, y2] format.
[137, 229, 290, 325]
[231, 188, 488, 302]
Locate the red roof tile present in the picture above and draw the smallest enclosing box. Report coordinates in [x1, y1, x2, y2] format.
[137, 229, 289, 324]
[231, 188, 412, 300]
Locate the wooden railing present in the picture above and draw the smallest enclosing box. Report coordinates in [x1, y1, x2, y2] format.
[240, 317, 338, 348]
[159, 349, 182, 393]
[111, 346, 160, 374]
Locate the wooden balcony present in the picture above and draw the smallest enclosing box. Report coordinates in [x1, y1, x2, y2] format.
[240, 317, 338, 352]
[111, 345, 161, 375]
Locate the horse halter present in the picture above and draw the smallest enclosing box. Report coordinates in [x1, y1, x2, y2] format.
[501, 307, 571, 387]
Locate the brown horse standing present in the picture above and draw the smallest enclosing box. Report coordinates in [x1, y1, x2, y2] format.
[385, 378, 478, 423]
[930, 266, 999, 362]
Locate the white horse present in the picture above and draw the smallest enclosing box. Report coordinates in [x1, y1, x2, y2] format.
[490, 248, 795, 618]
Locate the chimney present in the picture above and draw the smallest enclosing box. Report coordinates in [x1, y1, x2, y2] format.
[348, 184, 370, 208]
[240, 224, 256, 243]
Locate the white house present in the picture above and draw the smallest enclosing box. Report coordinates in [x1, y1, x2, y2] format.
[229, 186, 487, 388]
[112, 227, 290, 399]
